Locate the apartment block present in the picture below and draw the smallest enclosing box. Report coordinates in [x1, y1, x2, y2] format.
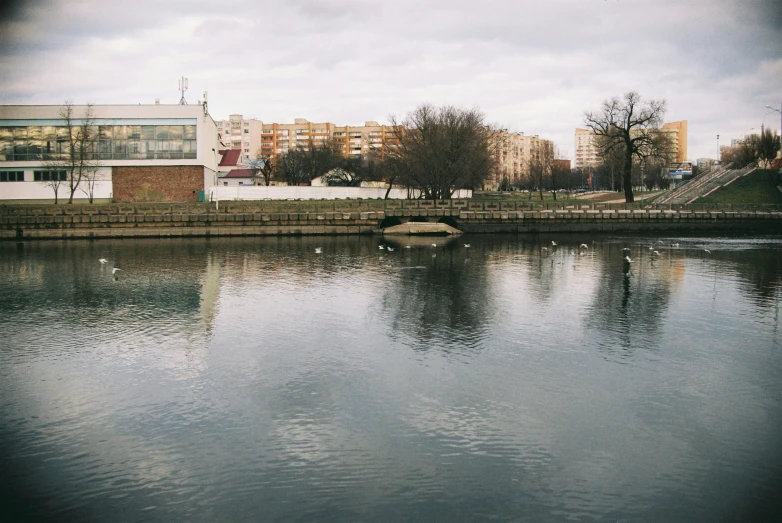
[494, 130, 554, 188]
[574, 120, 688, 170]
[214, 114, 262, 157]
[256, 118, 400, 161]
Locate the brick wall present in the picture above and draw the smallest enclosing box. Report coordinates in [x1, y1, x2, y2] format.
[113, 166, 204, 202]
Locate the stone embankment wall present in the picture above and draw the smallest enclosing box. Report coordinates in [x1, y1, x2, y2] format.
[1, 200, 781, 240]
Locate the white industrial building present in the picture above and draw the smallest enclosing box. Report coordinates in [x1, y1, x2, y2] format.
[0, 103, 219, 203]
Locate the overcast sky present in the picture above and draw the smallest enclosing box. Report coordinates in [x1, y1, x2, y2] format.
[1, 0, 780, 161]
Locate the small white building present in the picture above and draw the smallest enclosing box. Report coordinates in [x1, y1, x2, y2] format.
[0, 103, 219, 203]
[219, 169, 256, 186]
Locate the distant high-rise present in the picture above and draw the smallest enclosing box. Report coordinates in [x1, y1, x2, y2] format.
[214, 114, 263, 157]
[573, 120, 688, 169]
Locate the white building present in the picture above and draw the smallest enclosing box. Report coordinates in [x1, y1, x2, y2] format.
[0, 103, 219, 203]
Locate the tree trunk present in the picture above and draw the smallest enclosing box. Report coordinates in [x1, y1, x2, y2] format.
[623, 150, 634, 203]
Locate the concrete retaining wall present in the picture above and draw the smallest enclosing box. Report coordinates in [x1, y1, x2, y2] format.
[1, 201, 780, 240]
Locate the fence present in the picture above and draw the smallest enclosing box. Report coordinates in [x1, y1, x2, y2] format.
[208, 186, 473, 201]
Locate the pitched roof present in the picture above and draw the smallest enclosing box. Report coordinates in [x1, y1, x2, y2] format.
[218, 149, 242, 167]
[224, 169, 255, 178]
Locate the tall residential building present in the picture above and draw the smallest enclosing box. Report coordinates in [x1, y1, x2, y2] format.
[494, 130, 554, 188]
[573, 120, 688, 170]
[214, 114, 262, 157]
[574, 128, 601, 169]
[257, 118, 400, 161]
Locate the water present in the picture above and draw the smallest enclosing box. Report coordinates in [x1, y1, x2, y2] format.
[1, 234, 781, 522]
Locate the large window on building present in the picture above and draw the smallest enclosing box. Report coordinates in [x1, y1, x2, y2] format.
[33, 170, 66, 181]
[0, 170, 24, 182]
[0, 124, 197, 161]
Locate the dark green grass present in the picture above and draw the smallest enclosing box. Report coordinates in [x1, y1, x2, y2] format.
[698, 169, 782, 204]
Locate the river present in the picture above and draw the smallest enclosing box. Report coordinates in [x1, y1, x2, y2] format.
[1, 234, 780, 522]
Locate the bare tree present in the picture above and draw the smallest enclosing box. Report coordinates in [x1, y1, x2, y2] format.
[77, 167, 103, 203]
[529, 140, 553, 200]
[584, 92, 671, 202]
[43, 102, 101, 204]
[323, 150, 387, 187]
[273, 140, 342, 186]
[386, 104, 500, 199]
[247, 156, 273, 186]
[37, 166, 67, 204]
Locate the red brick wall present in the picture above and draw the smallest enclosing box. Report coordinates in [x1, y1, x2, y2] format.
[113, 166, 204, 202]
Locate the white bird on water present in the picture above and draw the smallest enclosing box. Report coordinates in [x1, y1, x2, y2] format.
[112, 267, 121, 274]
[378, 245, 385, 250]
[431, 243, 437, 248]
[652, 250, 660, 256]
[703, 249, 711, 254]
[551, 241, 557, 246]
[387, 246, 395, 252]
[314, 247, 322, 254]
[464, 244, 471, 248]
[99, 258, 108, 264]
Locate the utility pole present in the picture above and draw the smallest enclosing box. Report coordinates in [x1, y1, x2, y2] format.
[766, 103, 782, 158]
[716, 134, 720, 163]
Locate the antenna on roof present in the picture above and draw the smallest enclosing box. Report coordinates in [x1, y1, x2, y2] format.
[178, 76, 188, 105]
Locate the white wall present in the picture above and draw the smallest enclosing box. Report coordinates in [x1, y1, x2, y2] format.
[209, 186, 472, 201]
[0, 180, 113, 201]
[0, 166, 113, 201]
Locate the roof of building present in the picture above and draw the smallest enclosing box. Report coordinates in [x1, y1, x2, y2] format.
[218, 149, 242, 167]
[223, 169, 254, 178]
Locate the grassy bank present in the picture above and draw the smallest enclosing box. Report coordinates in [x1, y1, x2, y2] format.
[698, 169, 782, 205]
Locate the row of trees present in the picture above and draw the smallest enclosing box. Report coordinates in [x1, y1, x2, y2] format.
[256, 93, 680, 203]
[249, 104, 503, 199]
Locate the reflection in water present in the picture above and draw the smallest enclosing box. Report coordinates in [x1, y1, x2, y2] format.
[0, 234, 781, 521]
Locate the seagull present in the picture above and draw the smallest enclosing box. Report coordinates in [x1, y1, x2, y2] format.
[99, 258, 108, 264]
[622, 247, 631, 254]
[652, 250, 660, 256]
[624, 256, 633, 263]
[551, 241, 557, 246]
[579, 244, 588, 250]
[404, 245, 411, 249]
[431, 243, 437, 248]
[314, 247, 322, 254]
[703, 249, 711, 253]
[379, 245, 385, 250]
[112, 267, 121, 274]
[464, 244, 471, 248]
[387, 246, 395, 252]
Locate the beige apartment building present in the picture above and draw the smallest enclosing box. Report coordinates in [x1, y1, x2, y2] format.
[256, 119, 400, 161]
[493, 130, 554, 188]
[573, 120, 688, 169]
[214, 114, 263, 157]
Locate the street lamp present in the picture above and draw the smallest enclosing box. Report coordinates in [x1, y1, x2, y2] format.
[767, 103, 782, 159]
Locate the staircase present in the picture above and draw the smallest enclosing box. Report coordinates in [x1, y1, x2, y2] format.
[656, 165, 756, 205]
